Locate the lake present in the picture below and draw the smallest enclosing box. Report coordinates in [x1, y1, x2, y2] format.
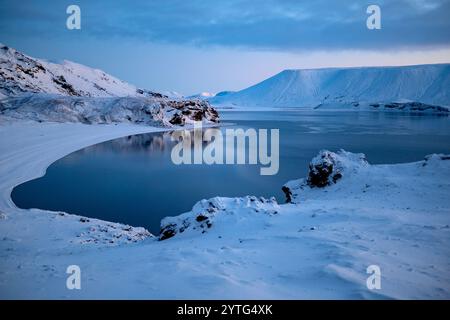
[11, 111, 450, 234]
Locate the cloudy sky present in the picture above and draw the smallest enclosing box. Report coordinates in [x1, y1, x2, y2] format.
[1, 0, 449, 94]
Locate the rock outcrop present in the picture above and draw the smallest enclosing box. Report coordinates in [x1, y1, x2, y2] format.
[0, 94, 219, 126]
[370, 102, 448, 113]
[282, 150, 368, 203]
[159, 196, 280, 240]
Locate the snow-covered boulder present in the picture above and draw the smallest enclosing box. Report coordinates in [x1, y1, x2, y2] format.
[307, 150, 368, 188]
[282, 150, 368, 203]
[159, 196, 280, 240]
[423, 153, 450, 166]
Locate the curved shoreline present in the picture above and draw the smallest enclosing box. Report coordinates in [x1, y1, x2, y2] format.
[0, 121, 170, 215]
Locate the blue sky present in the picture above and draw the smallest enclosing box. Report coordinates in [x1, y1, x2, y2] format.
[1, 0, 449, 94]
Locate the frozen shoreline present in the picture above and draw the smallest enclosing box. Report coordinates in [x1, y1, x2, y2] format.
[0, 121, 170, 211]
[0, 121, 449, 299]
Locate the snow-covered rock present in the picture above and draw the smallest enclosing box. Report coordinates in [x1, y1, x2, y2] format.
[55, 212, 152, 245]
[283, 150, 368, 203]
[159, 196, 280, 240]
[211, 64, 450, 109]
[0, 94, 219, 126]
[282, 150, 368, 202]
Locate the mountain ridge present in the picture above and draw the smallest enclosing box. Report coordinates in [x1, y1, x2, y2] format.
[0, 43, 160, 98]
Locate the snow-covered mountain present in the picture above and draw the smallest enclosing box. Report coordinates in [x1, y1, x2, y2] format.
[210, 64, 450, 109]
[0, 44, 220, 125]
[187, 92, 215, 100]
[0, 43, 154, 98]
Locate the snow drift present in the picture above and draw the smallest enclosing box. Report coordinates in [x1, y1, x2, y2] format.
[210, 64, 450, 109]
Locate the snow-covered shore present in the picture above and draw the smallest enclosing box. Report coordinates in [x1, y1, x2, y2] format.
[0, 121, 449, 299]
[0, 122, 171, 250]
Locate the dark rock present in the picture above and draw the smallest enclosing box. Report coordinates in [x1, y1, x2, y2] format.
[169, 113, 185, 125]
[196, 214, 208, 222]
[53, 75, 78, 96]
[159, 224, 177, 240]
[307, 151, 344, 188]
[332, 172, 343, 183]
[281, 186, 292, 203]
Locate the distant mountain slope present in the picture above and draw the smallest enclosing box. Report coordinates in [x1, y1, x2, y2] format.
[187, 92, 215, 100]
[210, 64, 450, 108]
[0, 43, 151, 98]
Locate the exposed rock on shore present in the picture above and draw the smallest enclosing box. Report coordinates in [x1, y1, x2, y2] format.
[0, 94, 219, 126]
[159, 196, 280, 240]
[282, 150, 368, 203]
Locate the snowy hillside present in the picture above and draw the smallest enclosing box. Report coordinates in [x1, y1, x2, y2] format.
[0, 43, 154, 97]
[210, 64, 450, 109]
[0, 44, 220, 126]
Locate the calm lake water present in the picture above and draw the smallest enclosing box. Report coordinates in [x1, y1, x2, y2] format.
[12, 111, 450, 234]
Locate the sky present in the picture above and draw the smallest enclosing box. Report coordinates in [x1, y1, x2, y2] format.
[0, 0, 449, 95]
